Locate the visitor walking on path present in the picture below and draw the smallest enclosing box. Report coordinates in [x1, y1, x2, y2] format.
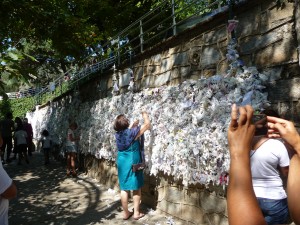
[0, 112, 14, 164]
[14, 119, 29, 165]
[65, 121, 80, 177]
[23, 118, 33, 157]
[38, 129, 52, 165]
[114, 111, 151, 220]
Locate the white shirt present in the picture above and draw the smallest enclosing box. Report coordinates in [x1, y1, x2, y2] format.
[65, 129, 75, 147]
[250, 139, 290, 199]
[14, 130, 27, 145]
[0, 158, 13, 225]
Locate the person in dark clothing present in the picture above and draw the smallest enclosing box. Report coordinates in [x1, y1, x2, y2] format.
[14, 120, 29, 165]
[0, 113, 14, 163]
[23, 118, 33, 156]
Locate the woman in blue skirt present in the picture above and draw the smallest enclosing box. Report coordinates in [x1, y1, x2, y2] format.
[114, 111, 150, 220]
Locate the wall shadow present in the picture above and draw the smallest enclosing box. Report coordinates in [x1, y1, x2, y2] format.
[5, 152, 122, 225]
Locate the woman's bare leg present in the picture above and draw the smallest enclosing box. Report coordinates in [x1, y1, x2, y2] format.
[66, 153, 71, 174]
[71, 153, 76, 171]
[121, 190, 131, 218]
[70, 153, 77, 176]
[133, 189, 144, 218]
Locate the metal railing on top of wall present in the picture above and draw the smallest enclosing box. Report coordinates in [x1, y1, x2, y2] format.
[13, 0, 242, 105]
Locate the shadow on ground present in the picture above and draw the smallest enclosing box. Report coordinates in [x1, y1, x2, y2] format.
[4, 152, 122, 225]
[4, 152, 185, 225]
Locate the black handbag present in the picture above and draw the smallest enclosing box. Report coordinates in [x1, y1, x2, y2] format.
[132, 162, 145, 172]
[131, 137, 146, 172]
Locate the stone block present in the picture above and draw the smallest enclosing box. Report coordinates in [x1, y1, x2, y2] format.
[217, 60, 228, 75]
[240, 23, 292, 54]
[202, 68, 217, 78]
[183, 189, 200, 207]
[141, 75, 151, 88]
[107, 76, 114, 89]
[135, 66, 144, 80]
[169, 77, 181, 86]
[236, 6, 261, 37]
[190, 72, 201, 81]
[199, 191, 227, 213]
[147, 65, 158, 74]
[190, 35, 204, 47]
[165, 186, 184, 203]
[154, 71, 171, 87]
[181, 41, 194, 52]
[218, 39, 228, 49]
[143, 58, 150, 66]
[262, 66, 284, 82]
[181, 204, 206, 224]
[171, 67, 180, 79]
[97, 79, 108, 92]
[255, 36, 297, 67]
[157, 186, 165, 202]
[180, 66, 192, 78]
[239, 55, 253, 67]
[205, 213, 229, 225]
[157, 199, 181, 216]
[169, 46, 182, 55]
[171, 52, 189, 66]
[119, 71, 131, 87]
[203, 25, 227, 45]
[161, 49, 170, 59]
[268, 78, 300, 101]
[188, 46, 202, 66]
[261, 2, 294, 33]
[151, 54, 161, 64]
[281, 64, 300, 79]
[161, 58, 171, 73]
[200, 45, 221, 67]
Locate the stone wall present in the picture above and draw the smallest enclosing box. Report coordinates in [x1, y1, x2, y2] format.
[32, 0, 300, 224]
[94, 0, 299, 123]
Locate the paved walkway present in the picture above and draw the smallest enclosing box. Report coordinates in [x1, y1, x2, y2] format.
[4, 152, 182, 225]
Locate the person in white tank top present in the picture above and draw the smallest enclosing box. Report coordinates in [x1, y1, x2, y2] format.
[250, 109, 290, 225]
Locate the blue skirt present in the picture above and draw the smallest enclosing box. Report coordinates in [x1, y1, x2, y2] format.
[117, 140, 144, 190]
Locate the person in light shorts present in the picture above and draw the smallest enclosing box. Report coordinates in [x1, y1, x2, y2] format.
[65, 122, 79, 177]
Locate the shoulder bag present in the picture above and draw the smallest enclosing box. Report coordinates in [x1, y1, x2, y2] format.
[132, 138, 146, 172]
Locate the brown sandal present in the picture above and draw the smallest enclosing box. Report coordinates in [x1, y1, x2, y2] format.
[123, 211, 133, 220]
[133, 213, 145, 220]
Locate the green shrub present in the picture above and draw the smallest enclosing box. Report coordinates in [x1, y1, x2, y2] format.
[2, 97, 36, 119]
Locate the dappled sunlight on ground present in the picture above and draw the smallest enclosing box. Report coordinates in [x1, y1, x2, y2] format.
[4, 152, 185, 225]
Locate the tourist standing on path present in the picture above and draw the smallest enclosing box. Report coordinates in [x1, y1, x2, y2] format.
[38, 130, 52, 165]
[250, 109, 290, 225]
[14, 118, 29, 165]
[0, 133, 17, 225]
[114, 111, 151, 220]
[65, 122, 79, 177]
[23, 118, 33, 157]
[0, 112, 14, 164]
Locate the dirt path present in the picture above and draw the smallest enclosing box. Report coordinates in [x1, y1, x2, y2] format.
[4, 152, 183, 225]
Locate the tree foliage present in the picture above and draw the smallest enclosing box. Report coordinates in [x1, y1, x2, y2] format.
[1, 0, 268, 93]
[0, 0, 155, 92]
